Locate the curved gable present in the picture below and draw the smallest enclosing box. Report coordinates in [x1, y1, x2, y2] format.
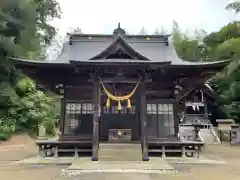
[90, 35, 150, 61]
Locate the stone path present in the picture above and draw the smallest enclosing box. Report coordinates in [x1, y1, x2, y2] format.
[60, 172, 172, 180]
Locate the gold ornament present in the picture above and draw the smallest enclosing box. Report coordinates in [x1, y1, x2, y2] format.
[117, 131, 122, 136]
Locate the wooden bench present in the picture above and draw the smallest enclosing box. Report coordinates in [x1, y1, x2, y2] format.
[36, 139, 92, 158]
[148, 139, 204, 158]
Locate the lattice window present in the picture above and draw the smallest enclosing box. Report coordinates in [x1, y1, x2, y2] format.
[128, 105, 136, 114]
[158, 104, 173, 114]
[103, 105, 136, 114]
[81, 103, 93, 114]
[64, 102, 93, 135]
[111, 106, 118, 114]
[147, 103, 175, 137]
[147, 104, 157, 114]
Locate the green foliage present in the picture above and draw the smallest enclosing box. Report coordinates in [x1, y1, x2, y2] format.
[176, 39, 203, 61]
[215, 38, 240, 60]
[226, 1, 240, 13]
[0, 133, 10, 141]
[171, 21, 205, 61]
[172, 21, 240, 122]
[0, 0, 61, 58]
[218, 22, 240, 42]
[0, 0, 61, 140]
[203, 32, 221, 48]
[0, 75, 58, 138]
[212, 68, 240, 121]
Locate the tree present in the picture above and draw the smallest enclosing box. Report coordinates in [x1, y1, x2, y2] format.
[138, 27, 148, 35]
[0, 0, 61, 59]
[212, 68, 240, 121]
[172, 20, 240, 122]
[0, 0, 61, 140]
[171, 21, 206, 61]
[153, 28, 160, 35]
[68, 27, 83, 34]
[194, 29, 207, 42]
[46, 27, 83, 60]
[172, 21, 184, 56]
[226, 0, 240, 13]
[153, 27, 168, 35]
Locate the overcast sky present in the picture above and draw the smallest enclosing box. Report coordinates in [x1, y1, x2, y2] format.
[51, 0, 240, 35]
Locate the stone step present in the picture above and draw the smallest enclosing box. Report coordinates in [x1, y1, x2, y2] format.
[68, 157, 174, 171]
[99, 155, 141, 161]
[99, 143, 141, 150]
[99, 143, 142, 161]
[200, 131, 220, 144]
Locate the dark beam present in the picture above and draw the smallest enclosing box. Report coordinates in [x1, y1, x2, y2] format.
[176, 76, 209, 102]
[146, 90, 173, 96]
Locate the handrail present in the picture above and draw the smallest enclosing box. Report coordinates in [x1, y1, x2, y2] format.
[208, 120, 221, 144]
[198, 132, 204, 142]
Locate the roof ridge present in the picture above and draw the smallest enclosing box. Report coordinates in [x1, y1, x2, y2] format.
[89, 34, 150, 61]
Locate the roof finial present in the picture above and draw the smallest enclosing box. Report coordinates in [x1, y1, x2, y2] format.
[113, 22, 126, 35]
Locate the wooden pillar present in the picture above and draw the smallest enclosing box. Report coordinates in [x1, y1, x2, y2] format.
[140, 78, 149, 161]
[91, 75, 100, 161]
[174, 103, 180, 137]
[204, 98, 208, 118]
[173, 85, 181, 137]
[59, 96, 65, 138]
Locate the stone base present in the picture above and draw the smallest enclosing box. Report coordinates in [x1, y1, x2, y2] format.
[37, 137, 48, 140]
[13, 156, 75, 165]
[142, 156, 149, 161]
[91, 156, 99, 161]
[68, 158, 174, 171]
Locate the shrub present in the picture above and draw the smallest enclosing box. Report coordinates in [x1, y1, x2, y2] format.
[0, 74, 58, 140]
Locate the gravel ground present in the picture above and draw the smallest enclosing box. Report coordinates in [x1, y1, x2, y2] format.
[0, 136, 240, 180]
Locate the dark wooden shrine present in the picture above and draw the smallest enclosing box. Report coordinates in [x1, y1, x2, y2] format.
[11, 24, 229, 160]
[179, 84, 221, 127]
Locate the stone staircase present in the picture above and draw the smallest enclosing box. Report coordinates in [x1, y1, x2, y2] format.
[98, 143, 142, 161]
[179, 125, 221, 144]
[199, 129, 220, 144]
[180, 114, 221, 144]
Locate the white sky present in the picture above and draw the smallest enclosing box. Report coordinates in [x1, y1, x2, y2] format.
[51, 0, 239, 35]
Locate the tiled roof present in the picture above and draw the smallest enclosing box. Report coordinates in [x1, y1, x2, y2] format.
[9, 32, 231, 68]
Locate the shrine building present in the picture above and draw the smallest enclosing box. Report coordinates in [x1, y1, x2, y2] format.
[11, 24, 229, 160]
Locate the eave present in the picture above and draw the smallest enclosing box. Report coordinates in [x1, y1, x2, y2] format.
[8, 57, 231, 72]
[8, 57, 73, 68]
[179, 84, 218, 102]
[171, 59, 231, 68]
[69, 59, 171, 69]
